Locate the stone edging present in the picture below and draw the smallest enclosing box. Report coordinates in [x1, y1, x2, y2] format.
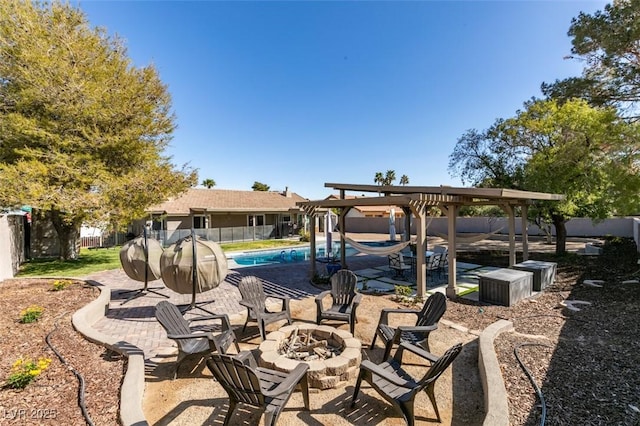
[72, 281, 147, 426]
[478, 319, 513, 426]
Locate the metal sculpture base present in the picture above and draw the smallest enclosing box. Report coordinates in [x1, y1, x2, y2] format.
[178, 295, 216, 316]
[119, 283, 169, 305]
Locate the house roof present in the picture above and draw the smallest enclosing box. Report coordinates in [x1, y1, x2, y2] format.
[148, 188, 308, 215]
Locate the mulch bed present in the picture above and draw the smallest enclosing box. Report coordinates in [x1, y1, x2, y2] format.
[0, 279, 124, 425]
[444, 242, 640, 426]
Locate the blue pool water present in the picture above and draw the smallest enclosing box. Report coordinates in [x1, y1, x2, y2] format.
[229, 241, 394, 267]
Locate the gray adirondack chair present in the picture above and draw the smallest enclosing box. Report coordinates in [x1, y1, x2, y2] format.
[315, 269, 362, 334]
[370, 292, 446, 360]
[351, 342, 463, 425]
[155, 300, 239, 379]
[238, 276, 292, 340]
[206, 351, 310, 426]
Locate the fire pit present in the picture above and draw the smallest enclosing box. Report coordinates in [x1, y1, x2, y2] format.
[258, 323, 362, 390]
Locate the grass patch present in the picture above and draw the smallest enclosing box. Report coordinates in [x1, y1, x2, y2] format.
[16, 239, 309, 278]
[17, 248, 122, 278]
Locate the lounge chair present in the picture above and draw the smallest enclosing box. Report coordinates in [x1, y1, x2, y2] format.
[238, 276, 292, 340]
[155, 300, 239, 379]
[351, 342, 463, 424]
[206, 351, 310, 425]
[370, 292, 446, 360]
[315, 269, 362, 334]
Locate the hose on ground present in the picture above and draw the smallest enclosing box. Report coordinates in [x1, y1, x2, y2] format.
[46, 312, 96, 426]
[514, 342, 551, 426]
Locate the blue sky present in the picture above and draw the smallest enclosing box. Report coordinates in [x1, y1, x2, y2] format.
[77, 0, 608, 200]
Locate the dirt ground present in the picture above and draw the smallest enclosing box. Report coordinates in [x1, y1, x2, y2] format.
[143, 293, 485, 426]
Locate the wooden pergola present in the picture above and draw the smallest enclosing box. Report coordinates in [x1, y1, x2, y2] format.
[297, 183, 564, 298]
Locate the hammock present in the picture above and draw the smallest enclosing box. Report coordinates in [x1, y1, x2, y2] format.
[339, 231, 411, 256]
[434, 226, 505, 244]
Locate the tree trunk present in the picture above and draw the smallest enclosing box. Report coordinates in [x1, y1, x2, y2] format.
[48, 210, 81, 260]
[552, 213, 567, 255]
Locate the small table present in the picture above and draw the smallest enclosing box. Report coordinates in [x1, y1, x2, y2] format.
[316, 256, 340, 275]
[479, 268, 533, 307]
[403, 251, 434, 276]
[511, 260, 557, 291]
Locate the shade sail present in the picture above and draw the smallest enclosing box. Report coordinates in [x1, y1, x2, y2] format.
[160, 235, 228, 294]
[119, 235, 163, 282]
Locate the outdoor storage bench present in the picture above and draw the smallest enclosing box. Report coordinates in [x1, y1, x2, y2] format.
[511, 260, 557, 292]
[479, 268, 533, 307]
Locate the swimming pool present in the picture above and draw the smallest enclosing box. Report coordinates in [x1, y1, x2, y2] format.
[228, 241, 394, 267]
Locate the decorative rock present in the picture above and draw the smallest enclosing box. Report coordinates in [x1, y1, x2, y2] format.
[324, 356, 348, 376]
[343, 338, 361, 349]
[274, 356, 299, 372]
[340, 348, 362, 367]
[561, 300, 592, 312]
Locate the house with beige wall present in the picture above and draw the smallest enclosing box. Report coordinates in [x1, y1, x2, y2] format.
[143, 187, 308, 243]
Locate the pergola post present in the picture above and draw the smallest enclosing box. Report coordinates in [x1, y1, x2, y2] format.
[402, 206, 412, 242]
[502, 204, 517, 266]
[521, 204, 529, 261]
[442, 204, 459, 298]
[410, 201, 427, 298]
[339, 207, 349, 269]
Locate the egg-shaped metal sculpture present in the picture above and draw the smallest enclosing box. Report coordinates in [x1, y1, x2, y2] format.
[160, 234, 228, 295]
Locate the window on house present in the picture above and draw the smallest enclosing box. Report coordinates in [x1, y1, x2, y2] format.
[151, 215, 165, 231]
[193, 215, 207, 229]
[248, 215, 265, 227]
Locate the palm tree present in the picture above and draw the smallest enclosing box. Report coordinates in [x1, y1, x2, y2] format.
[374, 172, 384, 186]
[400, 175, 409, 185]
[383, 170, 396, 186]
[201, 178, 216, 188]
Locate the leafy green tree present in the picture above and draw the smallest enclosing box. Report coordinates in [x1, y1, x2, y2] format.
[449, 98, 640, 254]
[0, 1, 196, 260]
[400, 175, 409, 185]
[202, 179, 216, 188]
[542, 1, 640, 116]
[252, 181, 270, 191]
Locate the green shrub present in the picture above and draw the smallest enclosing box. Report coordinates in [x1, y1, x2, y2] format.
[394, 285, 413, 298]
[51, 279, 72, 291]
[19, 305, 44, 323]
[6, 357, 52, 389]
[298, 230, 310, 242]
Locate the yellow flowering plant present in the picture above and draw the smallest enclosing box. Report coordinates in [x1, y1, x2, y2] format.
[19, 305, 44, 323]
[51, 279, 72, 291]
[6, 357, 52, 389]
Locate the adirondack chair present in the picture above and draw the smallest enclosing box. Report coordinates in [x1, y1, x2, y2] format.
[370, 292, 446, 360]
[206, 351, 310, 426]
[315, 269, 362, 334]
[155, 300, 239, 379]
[238, 276, 292, 340]
[351, 342, 463, 425]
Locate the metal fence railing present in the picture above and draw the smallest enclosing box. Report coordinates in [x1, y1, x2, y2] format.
[150, 225, 280, 247]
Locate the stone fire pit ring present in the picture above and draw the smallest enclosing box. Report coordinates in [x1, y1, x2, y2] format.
[258, 323, 362, 390]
